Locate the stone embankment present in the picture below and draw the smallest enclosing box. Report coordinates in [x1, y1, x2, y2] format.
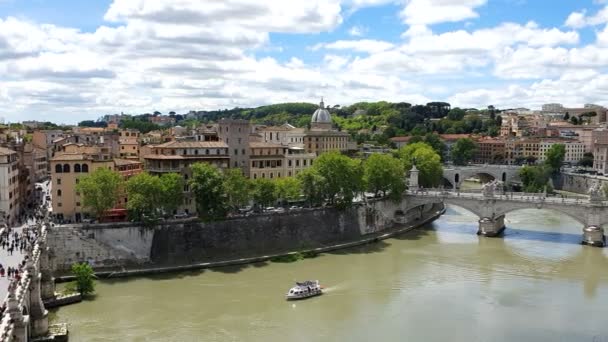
[48, 198, 443, 278]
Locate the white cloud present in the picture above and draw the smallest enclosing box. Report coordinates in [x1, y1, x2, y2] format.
[312, 39, 395, 53]
[565, 6, 608, 28]
[400, 0, 487, 26]
[348, 25, 367, 36]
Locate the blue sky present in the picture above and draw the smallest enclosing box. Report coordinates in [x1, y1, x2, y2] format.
[1, 0, 608, 123]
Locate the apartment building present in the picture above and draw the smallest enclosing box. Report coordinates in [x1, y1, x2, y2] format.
[0, 148, 20, 225]
[473, 138, 506, 164]
[593, 128, 608, 174]
[258, 124, 306, 148]
[249, 142, 288, 180]
[538, 140, 585, 164]
[218, 119, 251, 175]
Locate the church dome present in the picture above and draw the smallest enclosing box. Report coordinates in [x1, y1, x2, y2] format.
[311, 99, 331, 124]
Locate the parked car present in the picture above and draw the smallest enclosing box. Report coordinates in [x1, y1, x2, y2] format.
[264, 207, 276, 212]
[174, 213, 189, 219]
[289, 206, 302, 210]
[274, 207, 285, 213]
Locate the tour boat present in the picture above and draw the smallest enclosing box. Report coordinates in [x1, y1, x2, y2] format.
[285, 280, 323, 300]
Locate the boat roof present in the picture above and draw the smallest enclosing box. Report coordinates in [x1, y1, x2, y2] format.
[295, 280, 318, 286]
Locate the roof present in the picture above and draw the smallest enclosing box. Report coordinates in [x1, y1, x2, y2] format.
[143, 154, 229, 160]
[305, 130, 349, 137]
[50, 153, 86, 161]
[390, 136, 413, 143]
[0, 147, 16, 156]
[154, 141, 228, 148]
[113, 159, 143, 166]
[249, 142, 285, 148]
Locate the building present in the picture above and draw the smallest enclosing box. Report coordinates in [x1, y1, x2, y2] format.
[218, 119, 251, 175]
[258, 123, 306, 148]
[541, 104, 607, 124]
[0, 147, 20, 225]
[473, 138, 506, 164]
[143, 140, 230, 214]
[249, 142, 288, 180]
[149, 115, 176, 126]
[304, 100, 351, 155]
[593, 128, 608, 174]
[50, 152, 143, 223]
[538, 140, 585, 165]
[118, 129, 140, 160]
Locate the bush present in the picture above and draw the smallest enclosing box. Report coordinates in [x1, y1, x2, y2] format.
[70, 263, 96, 296]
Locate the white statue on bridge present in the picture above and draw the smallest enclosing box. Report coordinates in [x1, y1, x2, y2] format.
[482, 180, 503, 198]
[588, 181, 604, 201]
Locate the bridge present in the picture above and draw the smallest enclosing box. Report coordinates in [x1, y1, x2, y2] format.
[407, 166, 606, 247]
[442, 164, 522, 189]
[403, 188, 607, 247]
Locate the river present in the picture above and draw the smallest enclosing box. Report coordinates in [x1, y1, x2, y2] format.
[52, 205, 608, 342]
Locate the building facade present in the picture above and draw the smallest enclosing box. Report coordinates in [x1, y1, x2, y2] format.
[0, 148, 20, 225]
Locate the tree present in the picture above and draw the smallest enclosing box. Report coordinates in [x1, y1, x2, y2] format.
[451, 138, 477, 166]
[275, 177, 302, 204]
[578, 152, 594, 168]
[396, 142, 443, 187]
[223, 169, 252, 210]
[570, 116, 579, 125]
[159, 173, 185, 215]
[423, 133, 447, 159]
[563, 112, 570, 120]
[519, 165, 552, 193]
[125, 172, 163, 221]
[70, 263, 95, 296]
[364, 154, 405, 199]
[126, 172, 184, 220]
[76, 167, 123, 220]
[297, 168, 325, 207]
[190, 163, 227, 220]
[314, 151, 364, 207]
[545, 144, 566, 174]
[253, 178, 277, 208]
[447, 108, 466, 121]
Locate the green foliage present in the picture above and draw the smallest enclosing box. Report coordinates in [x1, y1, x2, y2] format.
[363, 154, 405, 199]
[253, 178, 277, 208]
[578, 152, 594, 167]
[570, 116, 579, 125]
[78, 120, 107, 128]
[223, 169, 253, 210]
[396, 142, 443, 187]
[451, 138, 477, 165]
[447, 108, 466, 121]
[126, 172, 184, 220]
[297, 168, 325, 207]
[190, 163, 227, 221]
[120, 118, 161, 133]
[76, 167, 123, 220]
[70, 263, 95, 296]
[314, 151, 364, 207]
[519, 165, 553, 193]
[545, 144, 566, 173]
[275, 177, 302, 203]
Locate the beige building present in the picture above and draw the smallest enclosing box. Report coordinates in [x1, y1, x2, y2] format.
[143, 141, 230, 214]
[218, 119, 251, 175]
[538, 140, 585, 164]
[258, 124, 306, 148]
[593, 128, 608, 174]
[304, 99, 352, 155]
[249, 142, 288, 180]
[0, 147, 20, 225]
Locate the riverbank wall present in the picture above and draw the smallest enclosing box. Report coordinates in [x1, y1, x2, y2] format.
[559, 173, 608, 194]
[47, 198, 442, 275]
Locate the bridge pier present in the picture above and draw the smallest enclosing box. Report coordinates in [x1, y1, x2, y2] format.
[477, 215, 505, 237]
[582, 226, 605, 247]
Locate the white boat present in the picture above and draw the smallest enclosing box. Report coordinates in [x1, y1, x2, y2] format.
[286, 280, 323, 300]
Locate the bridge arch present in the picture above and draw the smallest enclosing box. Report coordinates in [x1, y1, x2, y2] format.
[442, 165, 521, 189]
[497, 207, 587, 228]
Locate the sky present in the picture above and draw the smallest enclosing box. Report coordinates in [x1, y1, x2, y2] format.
[2, 1, 608, 123]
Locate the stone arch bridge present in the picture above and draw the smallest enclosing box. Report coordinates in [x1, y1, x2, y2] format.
[443, 165, 522, 189]
[400, 189, 607, 247]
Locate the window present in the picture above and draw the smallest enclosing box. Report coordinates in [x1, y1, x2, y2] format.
[55, 164, 62, 173]
[82, 164, 89, 173]
[57, 189, 62, 197]
[76, 202, 81, 207]
[242, 149, 246, 155]
[57, 203, 62, 207]
[63, 164, 70, 172]
[234, 149, 238, 155]
[74, 164, 81, 173]
[57, 178, 61, 185]
[75, 179, 79, 184]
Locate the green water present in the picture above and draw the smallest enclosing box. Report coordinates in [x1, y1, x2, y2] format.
[53, 206, 608, 342]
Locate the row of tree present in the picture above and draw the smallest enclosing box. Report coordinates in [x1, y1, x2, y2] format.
[75, 145, 445, 222]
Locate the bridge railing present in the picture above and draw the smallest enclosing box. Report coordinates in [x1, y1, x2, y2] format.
[0, 224, 47, 341]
